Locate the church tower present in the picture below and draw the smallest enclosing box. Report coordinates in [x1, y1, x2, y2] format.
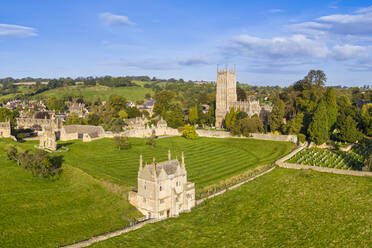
[215, 65, 237, 128]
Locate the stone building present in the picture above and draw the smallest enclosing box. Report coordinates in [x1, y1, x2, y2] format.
[68, 102, 88, 118]
[129, 151, 195, 219]
[215, 66, 272, 128]
[60, 125, 105, 142]
[16, 117, 62, 131]
[124, 117, 179, 137]
[39, 125, 57, 151]
[0, 122, 11, 138]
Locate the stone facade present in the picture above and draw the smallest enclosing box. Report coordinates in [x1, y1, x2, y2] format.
[68, 102, 88, 118]
[124, 117, 180, 138]
[129, 151, 195, 219]
[39, 125, 57, 151]
[0, 122, 11, 138]
[60, 125, 105, 142]
[16, 117, 62, 131]
[215, 66, 272, 128]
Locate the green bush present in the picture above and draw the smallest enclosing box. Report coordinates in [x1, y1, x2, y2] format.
[182, 125, 198, 139]
[298, 134, 306, 143]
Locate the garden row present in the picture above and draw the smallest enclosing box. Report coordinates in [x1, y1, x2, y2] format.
[286, 146, 368, 170]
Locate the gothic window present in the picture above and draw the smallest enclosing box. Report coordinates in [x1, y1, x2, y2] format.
[160, 186, 163, 191]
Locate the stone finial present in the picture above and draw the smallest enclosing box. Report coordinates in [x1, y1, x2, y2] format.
[168, 149, 171, 160]
[181, 152, 185, 167]
[139, 154, 143, 170]
[153, 157, 156, 164]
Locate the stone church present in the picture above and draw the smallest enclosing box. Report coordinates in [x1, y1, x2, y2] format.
[215, 66, 272, 128]
[129, 151, 195, 219]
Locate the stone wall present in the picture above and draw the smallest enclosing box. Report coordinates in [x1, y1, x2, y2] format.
[196, 130, 297, 143]
[250, 133, 298, 143]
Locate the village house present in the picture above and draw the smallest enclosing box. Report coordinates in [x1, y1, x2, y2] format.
[60, 125, 105, 142]
[129, 151, 195, 219]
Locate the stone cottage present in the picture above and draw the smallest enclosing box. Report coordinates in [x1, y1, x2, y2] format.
[129, 151, 195, 219]
[60, 125, 105, 142]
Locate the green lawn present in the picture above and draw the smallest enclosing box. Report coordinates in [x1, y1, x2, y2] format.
[61, 137, 292, 195]
[90, 168, 372, 248]
[0, 139, 140, 248]
[36, 85, 153, 101]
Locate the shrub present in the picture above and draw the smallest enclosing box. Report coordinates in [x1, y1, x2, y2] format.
[7, 147, 63, 179]
[182, 125, 198, 139]
[298, 134, 306, 143]
[114, 136, 131, 150]
[145, 135, 156, 148]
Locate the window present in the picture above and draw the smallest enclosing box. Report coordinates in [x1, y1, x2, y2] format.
[160, 199, 164, 204]
[160, 211, 164, 216]
[143, 198, 146, 204]
[144, 183, 146, 190]
[160, 185, 163, 191]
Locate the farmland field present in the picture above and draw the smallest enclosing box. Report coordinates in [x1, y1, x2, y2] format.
[35, 84, 153, 101]
[61, 137, 293, 195]
[90, 168, 372, 248]
[0, 139, 141, 248]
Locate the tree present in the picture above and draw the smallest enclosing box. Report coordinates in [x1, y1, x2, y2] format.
[118, 110, 128, 119]
[308, 101, 329, 145]
[304, 70, 327, 86]
[363, 154, 372, 172]
[108, 95, 127, 114]
[188, 105, 198, 125]
[236, 86, 246, 101]
[46, 96, 65, 113]
[324, 87, 338, 131]
[114, 136, 131, 150]
[145, 93, 152, 100]
[225, 107, 238, 130]
[269, 96, 285, 132]
[182, 125, 198, 139]
[65, 113, 86, 125]
[231, 115, 264, 137]
[145, 134, 156, 148]
[337, 115, 363, 143]
[153, 90, 175, 117]
[285, 112, 304, 135]
[166, 109, 185, 128]
[207, 103, 215, 126]
[6, 146, 18, 164]
[87, 113, 101, 126]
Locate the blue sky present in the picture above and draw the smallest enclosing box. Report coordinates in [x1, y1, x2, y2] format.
[1, 0, 372, 86]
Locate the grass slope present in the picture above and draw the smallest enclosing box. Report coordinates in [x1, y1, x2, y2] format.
[0, 139, 140, 248]
[62, 137, 292, 195]
[90, 168, 372, 248]
[36, 85, 153, 101]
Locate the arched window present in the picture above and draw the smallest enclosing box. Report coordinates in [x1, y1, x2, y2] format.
[160, 186, 163, 191]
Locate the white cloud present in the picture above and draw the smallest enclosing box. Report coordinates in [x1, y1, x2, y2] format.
[99, 12, 135, 26]
[230, 34, 329, 59]
[356, 5, 372, 13]
[0, 24, 37, 37]
[331, 44, 370, 60]
[268, 9, 283, 13]
[178, 57, 209, 66]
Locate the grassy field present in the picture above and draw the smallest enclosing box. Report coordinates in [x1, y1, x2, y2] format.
[0, 139, 141, 248]
[61, 137, 292, 195]
[90, 167, 372, 248]
[36, 85, 153, 101]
